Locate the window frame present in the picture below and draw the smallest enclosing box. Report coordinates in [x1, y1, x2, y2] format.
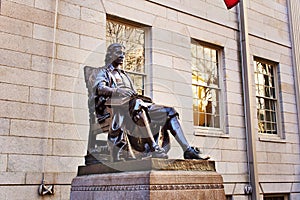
[254, 57, 284, 140]
[106, 16, 151, 96]
[191, 39, 226, 136]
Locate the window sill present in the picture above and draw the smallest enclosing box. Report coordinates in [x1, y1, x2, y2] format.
[194, 127, 228, 138]
[258, 134, 286, 143]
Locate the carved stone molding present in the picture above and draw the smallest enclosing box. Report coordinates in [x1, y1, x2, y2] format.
[71, 183, 224, 192]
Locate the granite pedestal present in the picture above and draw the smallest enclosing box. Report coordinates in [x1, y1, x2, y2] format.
[70, 159, 226, 200]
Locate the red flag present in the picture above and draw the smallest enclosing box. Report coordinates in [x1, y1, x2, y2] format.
[224, 0, 240, 9]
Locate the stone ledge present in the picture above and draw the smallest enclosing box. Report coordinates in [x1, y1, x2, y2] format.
[77, 158, 216, 176]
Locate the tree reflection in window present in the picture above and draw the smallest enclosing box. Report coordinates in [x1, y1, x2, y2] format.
[106, 19, 145, 95]
[191, 41, 221, 128]
[254, 60, 277, 134]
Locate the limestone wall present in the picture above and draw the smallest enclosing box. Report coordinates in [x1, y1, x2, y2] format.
[0, 0, 299, 199]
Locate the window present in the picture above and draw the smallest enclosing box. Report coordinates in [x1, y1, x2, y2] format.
[264, 197, 284, 200]
[254, 59, 278, 134]
[264, 194, 288, 200]
[106, 18, 146, 95]
[191, 40, 221, 128]
[226, 195, 233, 200]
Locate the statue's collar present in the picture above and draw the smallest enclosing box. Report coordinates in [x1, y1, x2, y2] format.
[107, 64, 124, 73]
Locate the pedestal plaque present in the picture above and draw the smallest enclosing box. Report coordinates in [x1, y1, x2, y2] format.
[70, 159, 226, 200]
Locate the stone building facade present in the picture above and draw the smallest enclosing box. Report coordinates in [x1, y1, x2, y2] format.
[0, 0, 299, 199]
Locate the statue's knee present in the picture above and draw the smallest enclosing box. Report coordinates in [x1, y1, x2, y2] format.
[167, 107, 179, 119]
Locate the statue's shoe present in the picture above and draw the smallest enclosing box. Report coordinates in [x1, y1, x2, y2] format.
[151, 145, 168, 159]
[184, 146, 210, 160]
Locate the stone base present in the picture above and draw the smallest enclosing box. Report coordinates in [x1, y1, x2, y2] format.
[70, 159, 226, 200]
[77, 158, 216, 175]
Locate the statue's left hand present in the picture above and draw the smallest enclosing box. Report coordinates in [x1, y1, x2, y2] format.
[116, 87, 136, 97]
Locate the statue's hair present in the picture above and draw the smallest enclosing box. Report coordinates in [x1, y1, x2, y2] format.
[105, 43, 125, 66]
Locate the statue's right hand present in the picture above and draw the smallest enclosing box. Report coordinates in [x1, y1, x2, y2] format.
[116, 88, 135, 97]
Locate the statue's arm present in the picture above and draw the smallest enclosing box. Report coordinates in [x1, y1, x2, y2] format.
[97, 82, 117, 97]
[94, 69, 117, 97]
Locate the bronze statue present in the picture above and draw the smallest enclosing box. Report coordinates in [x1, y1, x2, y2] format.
[85, 43, 209, 163]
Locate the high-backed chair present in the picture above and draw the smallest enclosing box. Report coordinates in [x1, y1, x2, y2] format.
[84, 66, 111, 164]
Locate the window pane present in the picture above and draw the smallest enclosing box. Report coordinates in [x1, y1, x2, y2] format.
[128, 74, 145, 95]
[191, 41, 221, 129]
[106, 20, 146, 95]
[254, 60, 277, 134]
[210, 62, 219, 86]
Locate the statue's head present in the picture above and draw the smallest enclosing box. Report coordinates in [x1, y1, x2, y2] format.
[105, 43, 126, 67]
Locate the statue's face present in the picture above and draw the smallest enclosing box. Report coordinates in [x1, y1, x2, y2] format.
[111, 46, 125, 67]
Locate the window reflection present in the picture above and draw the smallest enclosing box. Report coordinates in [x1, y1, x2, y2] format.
[255, 60, 277, 134]
[106, 20, 145, 95]
[191, 42, 220, 128]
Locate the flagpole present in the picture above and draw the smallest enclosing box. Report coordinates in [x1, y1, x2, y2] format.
[238, 0, 260, 199]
